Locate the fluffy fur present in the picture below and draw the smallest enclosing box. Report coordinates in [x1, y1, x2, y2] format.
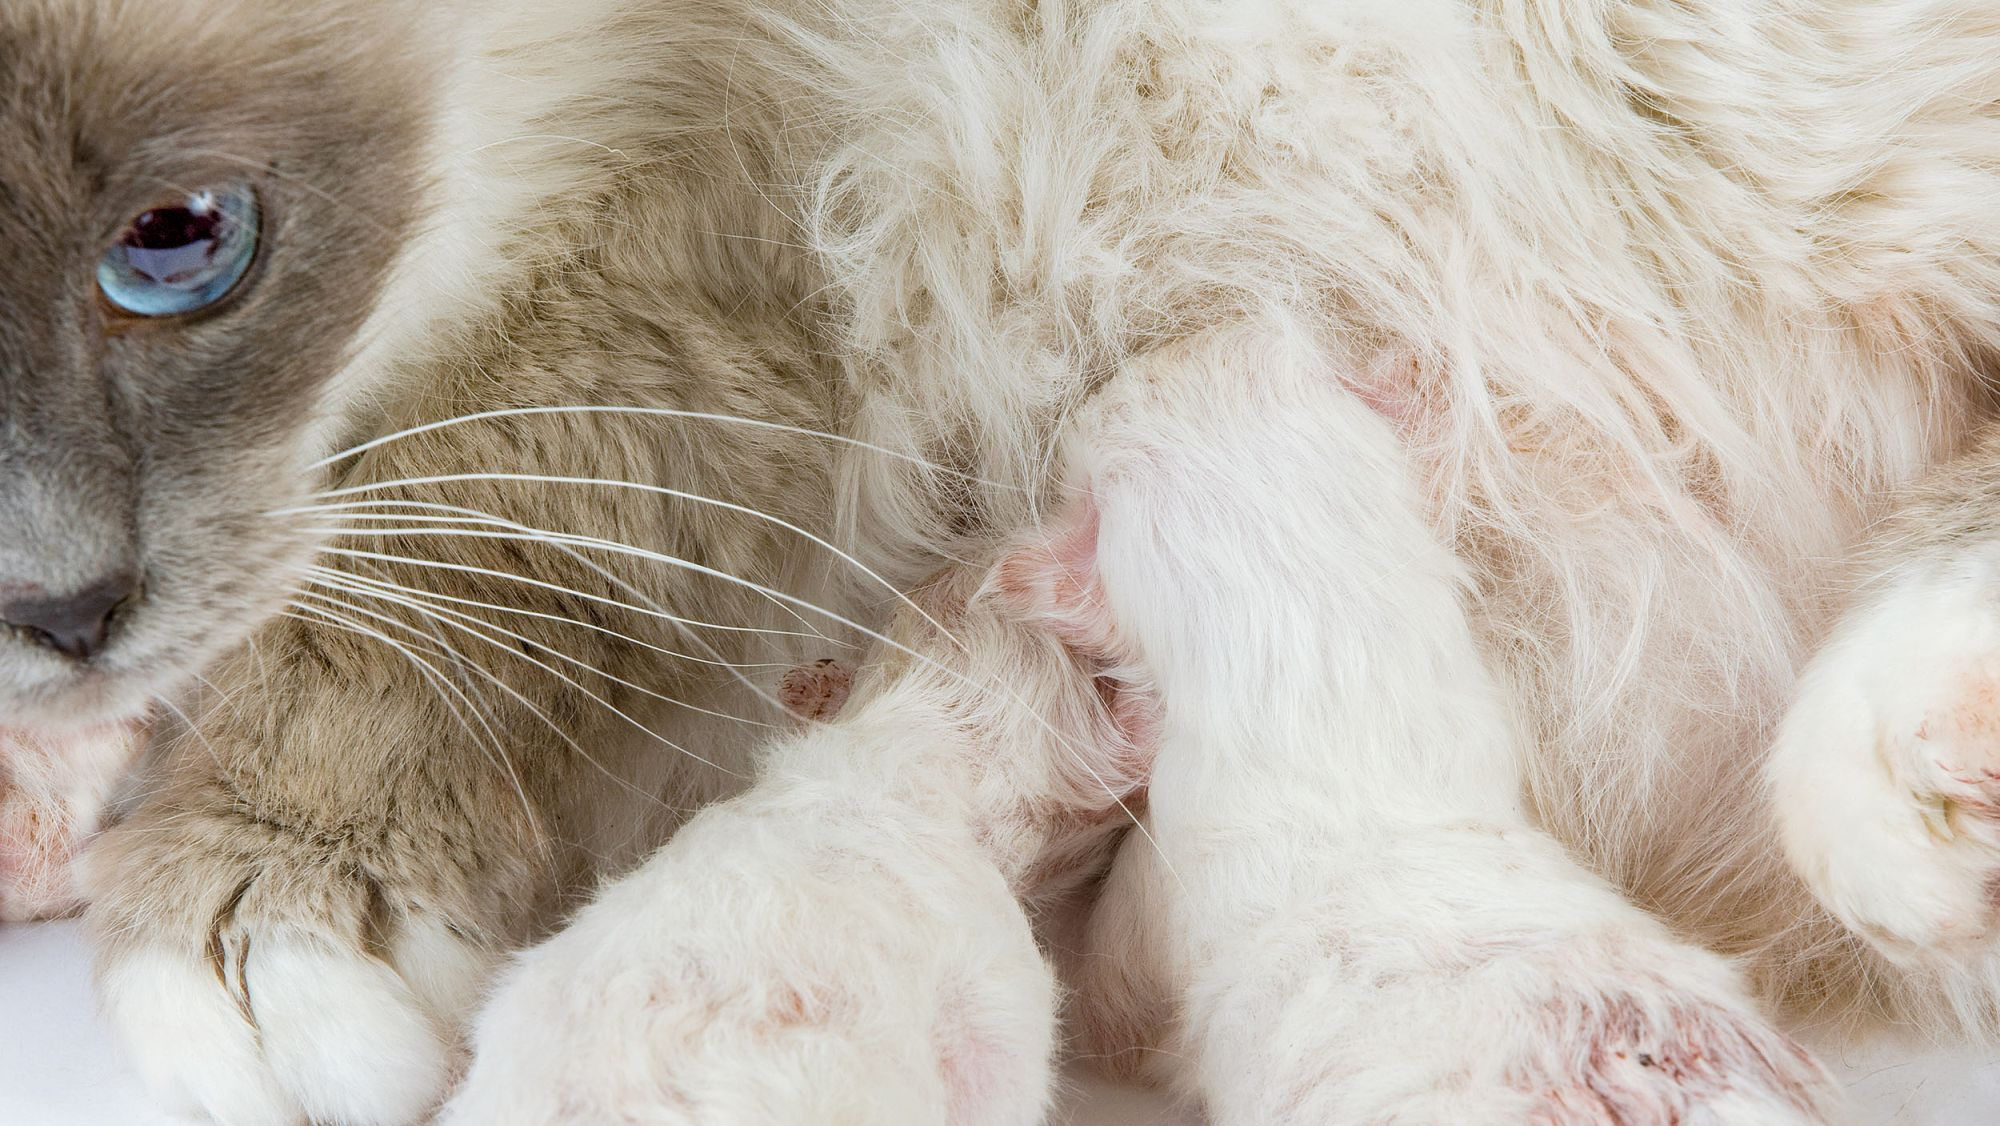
[2, 0, 1998, 1121]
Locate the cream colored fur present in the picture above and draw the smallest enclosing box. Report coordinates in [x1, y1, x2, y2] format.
[66, 0, 2000, 1121]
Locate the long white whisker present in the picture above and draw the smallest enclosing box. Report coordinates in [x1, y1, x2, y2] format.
[300, 585, 735, 780]
[306, 405, 1018, 492]
[291, 496, 806, 717]
[292, 594, 711, 803]
[286, 596, 511, 770]
[310, 569, 775, 732]
[292, 472, 960, 651]
[155, 695, 226, 775]
[315, 546, 823, 641]
[302, 563, 793, 675]
[286, 498, 831, 641]
[318, 541, 1168, 876]
[284, 600, 542, 837]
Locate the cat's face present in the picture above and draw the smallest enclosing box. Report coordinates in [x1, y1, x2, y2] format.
[0, 1, 432, 728]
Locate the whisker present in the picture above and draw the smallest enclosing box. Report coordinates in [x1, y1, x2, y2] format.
[315, 546, 825, 641]
[288, 499, 832, 642]
[284, 600, 543, 837]
[292, 496, 807, 717]
[309, 569, 775, 732]
[155, 695, 225, 775]
[295, 471, 960, 651]
[301, 562, 793, 674]
[286, 595, 511, 763]
[315, 541, 1169, 879]
[292, 593, 716, 801]
[188, 671, 250, 723]
[303, 581, 738, 775]
[305, 404, 1020, 492]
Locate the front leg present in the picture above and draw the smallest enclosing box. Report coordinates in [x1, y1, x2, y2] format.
[442, 543, 1151, 1125]
[84, 622, 561, 1126]
[1063, 324, 1841, 1122]
[84, 421, 772, 1126]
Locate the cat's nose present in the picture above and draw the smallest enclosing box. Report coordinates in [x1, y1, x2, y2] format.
[1, 573, 139, 661]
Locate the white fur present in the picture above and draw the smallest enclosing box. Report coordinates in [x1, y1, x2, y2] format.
[442, 796, 1056, 1125]
[100, 946, 305, 1124]
[0, 723, 138, 921]
[439, 635, 1103, 1123]
[1061, 324, 1839, 1121]
[95, 867, 492, 1126]
[1771, 545, 2000, 965]
[101, 931, 463, 1126]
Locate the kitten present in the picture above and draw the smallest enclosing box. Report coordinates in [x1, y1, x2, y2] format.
[2, 0, 1999, 1122]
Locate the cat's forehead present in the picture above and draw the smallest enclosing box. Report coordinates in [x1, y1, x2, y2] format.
[0, 0, 436, 215]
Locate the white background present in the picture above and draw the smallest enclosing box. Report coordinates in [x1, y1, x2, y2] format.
[2, 917, 1995, 1124]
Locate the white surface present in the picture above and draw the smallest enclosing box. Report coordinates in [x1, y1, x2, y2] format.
[1, 917, 1994, 1124]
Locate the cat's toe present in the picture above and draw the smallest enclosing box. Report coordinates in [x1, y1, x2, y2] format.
[1771, 572, 2000, 962]
[98, 944, 304, 1125]
[215, 927, 456, 1124]
[1506, 974, 1837, 1124]
[85, 802, 490, 1125]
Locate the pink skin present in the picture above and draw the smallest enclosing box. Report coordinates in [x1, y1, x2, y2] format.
[780, 658, 855, 723]
[0, 722, 145, 922]
[989, 498, 1160, 767]
[1520, 988, 1827, 1124]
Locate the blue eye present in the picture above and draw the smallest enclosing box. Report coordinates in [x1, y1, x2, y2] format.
[96, 184, 259, 317]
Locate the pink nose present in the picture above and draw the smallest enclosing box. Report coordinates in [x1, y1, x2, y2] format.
[0, 573, 138, 661]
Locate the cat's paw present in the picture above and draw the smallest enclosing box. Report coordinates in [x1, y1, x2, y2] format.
[0, 721, 141, 920]
[1497, 954, 1838, 1124]
[441, 804, 1056, 1126]
[85, 796, 492, 1125]
[1199, 910, 1839, 1123]
[1771, 566, 2000, 962]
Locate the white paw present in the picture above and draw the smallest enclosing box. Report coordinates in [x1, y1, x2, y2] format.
[1772, 565, 2000, 961]
[101, 933, 458, 1125]
[1196, 909, 1840, 1124]
[441, 804, 1056, 1125]
[88, 818, 490, 1125]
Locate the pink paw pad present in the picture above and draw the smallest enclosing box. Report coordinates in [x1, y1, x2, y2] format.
[1915, 672, 2000, 832]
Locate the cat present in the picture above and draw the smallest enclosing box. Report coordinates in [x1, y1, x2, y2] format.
[3, 0, 2000, 1122]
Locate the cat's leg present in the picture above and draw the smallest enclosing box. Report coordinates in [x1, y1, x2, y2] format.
[1769, 424, 2000, 990]
[440, 772, 1059, 1126]
[83, 633, 562, 1126]
[1065, 323, 1841, 1122]
[82, 418, 764, 1126]
[439, 537, 1151, 1125]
